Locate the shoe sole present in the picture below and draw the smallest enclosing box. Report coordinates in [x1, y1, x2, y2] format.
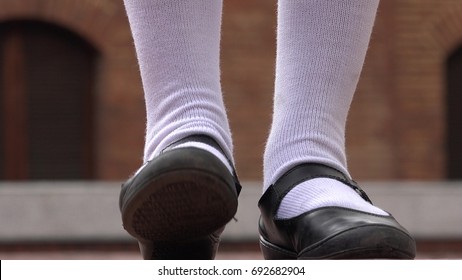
[121, 148, 238, 251]
[260, 225, 416, 260]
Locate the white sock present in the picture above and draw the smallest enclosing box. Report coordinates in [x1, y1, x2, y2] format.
[123, 0, 234, 164]
[277, 178, 388, 219]
[265, 0, 386, 218]
[174, 142, 234, 174]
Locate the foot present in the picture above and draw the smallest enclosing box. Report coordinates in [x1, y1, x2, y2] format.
[276, 177, 388, 219]
[258, 163, 416, 259]
[119, 135, 241, 259]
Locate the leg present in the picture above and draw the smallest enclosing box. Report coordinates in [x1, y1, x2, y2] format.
[265, 0, 385, 218]
[119, 0, 240, 259]
[259, 0, 416, 259]
[124, 0, 234, 163]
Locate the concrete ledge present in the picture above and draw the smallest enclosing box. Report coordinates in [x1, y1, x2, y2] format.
[1, 181, 462, 242]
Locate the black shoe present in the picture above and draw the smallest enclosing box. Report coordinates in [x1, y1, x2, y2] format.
[119, 135, 241, 259]
[258, 163, 416, 259]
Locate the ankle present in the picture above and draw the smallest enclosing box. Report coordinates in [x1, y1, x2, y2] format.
[172, 141, 234, 174]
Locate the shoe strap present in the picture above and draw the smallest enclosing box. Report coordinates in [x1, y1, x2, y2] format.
[163, 134, 242, 196]
[258, 163, 372, 217]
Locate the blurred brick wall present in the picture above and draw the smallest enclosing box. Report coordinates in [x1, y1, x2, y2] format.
[349, 0, 462, 180]
[0, 0, 145, 179]
[221, 0, 276, 181]
[1, 0, 461, 181]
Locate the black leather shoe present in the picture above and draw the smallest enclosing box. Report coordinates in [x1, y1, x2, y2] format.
[258, 163, 416, 259]
[119, 135, 241, 259]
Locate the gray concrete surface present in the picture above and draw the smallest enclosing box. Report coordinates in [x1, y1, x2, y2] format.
[1, 181, 462, 243]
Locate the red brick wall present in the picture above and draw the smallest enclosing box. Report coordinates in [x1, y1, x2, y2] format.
[0, 0, 145, 179]
[349, 0, 462, 180]
[221, 0, 276, 180]
[1, 0, 461, 181]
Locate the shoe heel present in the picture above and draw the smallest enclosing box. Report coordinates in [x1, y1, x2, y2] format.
[140, 236, 220, 260]
[259, 236, 297, 260]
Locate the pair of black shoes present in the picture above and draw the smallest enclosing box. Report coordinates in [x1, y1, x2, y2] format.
[119, 135, 416, 259]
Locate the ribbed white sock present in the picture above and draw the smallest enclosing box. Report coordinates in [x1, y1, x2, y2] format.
[277, 178, 388, 218]
[174, 142, 234, 174]
[123, 0, 234, 165]
[265, 0, 387, 218]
